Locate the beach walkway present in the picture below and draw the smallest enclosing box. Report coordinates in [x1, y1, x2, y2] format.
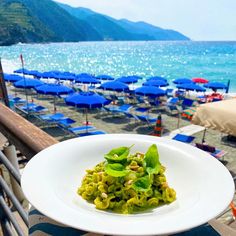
[163, 124, 205, 139]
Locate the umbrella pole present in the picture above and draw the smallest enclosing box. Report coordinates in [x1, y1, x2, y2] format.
[85, 108, 88, 126]
[202, 128, 207, 144]
[53, 96, 56, 113]
[20, 55, 29, 116]
[177, 111, 181, 129]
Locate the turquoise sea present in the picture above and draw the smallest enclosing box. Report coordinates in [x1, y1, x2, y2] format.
[0, 41, 236, 91]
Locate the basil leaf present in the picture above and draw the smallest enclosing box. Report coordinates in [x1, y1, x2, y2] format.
[104, 146, 133, 163]
[144, 144, 161, 175]
[105, 163, 129, 177]
[132, 175, 151, 192]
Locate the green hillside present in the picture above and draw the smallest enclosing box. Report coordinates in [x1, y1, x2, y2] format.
[0, 0, 190, 46]
[59, 3, 189, 41]
[0, 0, 58, 45]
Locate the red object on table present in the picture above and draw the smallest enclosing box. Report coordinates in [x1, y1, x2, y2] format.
[192, 78, 209, 84]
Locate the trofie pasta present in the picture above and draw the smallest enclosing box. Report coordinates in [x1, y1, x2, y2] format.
[78, 144, 176, 214]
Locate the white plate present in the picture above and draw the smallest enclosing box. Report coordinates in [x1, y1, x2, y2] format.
[21, 134, 234, 235]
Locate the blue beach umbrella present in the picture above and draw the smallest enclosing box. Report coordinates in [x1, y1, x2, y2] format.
[99, 81, 129, 92]
[35, 83, 74, 111]
[116, 76, 139, 84]
[24, 70, 39, 76]
[14, 78, 44, 89]
[54, 74, 76, 81]
[147, 76, 167, 82]
[3, 74, 24, 82]
[135, 86, 166, 97]
[34, 83, 74, 95]
[75, 75, 100, 84]
[173, 78, 193, 84]
[14, 68, 31, 74]
[96, 75, 114, 81]
[204, 82, 227, 90]
[143, 80, 169, 87]
[65, 91, 111, 124]
[177, 83, 206, 92]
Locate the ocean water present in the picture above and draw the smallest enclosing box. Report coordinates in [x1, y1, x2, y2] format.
[0, 41, 236, 91]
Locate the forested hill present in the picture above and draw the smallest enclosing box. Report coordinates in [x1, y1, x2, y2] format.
[0, 0, 190, 46]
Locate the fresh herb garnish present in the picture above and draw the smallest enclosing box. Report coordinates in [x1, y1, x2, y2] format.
[144, 144, 161, 175]
[105, 163, 129, 177]
[132, 175, 151, 192]
[104, 145, 133, 163]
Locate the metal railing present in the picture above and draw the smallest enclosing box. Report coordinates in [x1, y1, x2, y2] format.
[0, 102, 58, 235]
[0, 150, 27, 236]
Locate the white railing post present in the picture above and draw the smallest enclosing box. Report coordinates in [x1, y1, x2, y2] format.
[3, 145, 25, 203]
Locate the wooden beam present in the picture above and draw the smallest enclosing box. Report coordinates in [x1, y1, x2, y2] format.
[0, 103, 58, 159]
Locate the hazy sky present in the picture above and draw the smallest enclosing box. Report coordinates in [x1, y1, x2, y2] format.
[56, 0, 236, 41]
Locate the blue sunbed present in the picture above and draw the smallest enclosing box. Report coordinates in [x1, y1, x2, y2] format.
[172, 134, 195, 143]
[78, 130, 107, 137]
[136, 114, 157, 123]
[68, 126, 96, 134]
[58, 118, 76, 127]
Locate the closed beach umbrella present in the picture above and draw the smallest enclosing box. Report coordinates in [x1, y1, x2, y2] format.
[99, 81, 129, 92]
[192, 78, 209, 84]
[135, 86, 166, 97]
[65, 91, 111, 124]
[14, 78, 44, 89]
[143, 80, 169, 87]
[177, 83, 206, 92]
[116, 76, 139, 84]
[173, 78, 193, 84]
[153, 113, 162, 137]
[147, 76, 167, 82]
[204, 82, 227, 90]
[35, 83, 74, 112]
[96, 75, 114, 81]
[3, 74, 23, 82]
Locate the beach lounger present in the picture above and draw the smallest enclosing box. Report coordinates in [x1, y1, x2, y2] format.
[68, 125, 96, 135]
[172, 133, 195, 143]
[135, 107, 150, 113]
[181, 107, 196, 120]
[166, 97, 179, 115]
[181, 98, 195, 110]
[50, 113, 65, 121]
[136, 114, 157, 124]
[38, 113, 65, 124]
[106, 104, 133, 113]
[195, 143, 227, 159]
[78, 130, 107, 137]
[58, 118, 76, 127]
[123, 112, 139, 122]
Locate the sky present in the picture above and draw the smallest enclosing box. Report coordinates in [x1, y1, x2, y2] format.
[55, 0, 236, 41]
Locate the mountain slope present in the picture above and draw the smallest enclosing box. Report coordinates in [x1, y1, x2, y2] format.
[58, 2, 151, 41]
[117, 19, 189, 40]
[0, 0, 102, 45]
[18, 0, 101, 41]
[59, 3, 189, 41]
[0, 0, 58, 45]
